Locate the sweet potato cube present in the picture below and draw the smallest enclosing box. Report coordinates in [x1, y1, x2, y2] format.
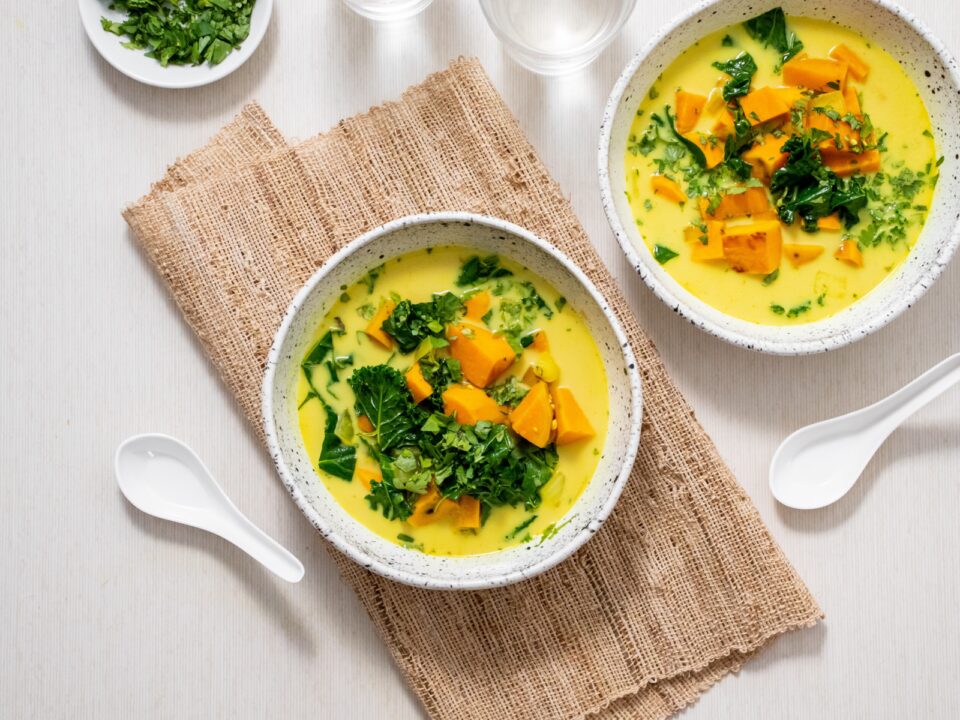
[354, 466, 382, 490]
[690, 221, 725, 262]
[530, 330, 549, 351]
[357, 415, 374, 433]
[783, 57, 848, 92]
[675, 91, 707, 133]
[843, 85, 861, 116]
[683, 132, 725, 169]
[442, 384, 506, 425]
[821, 149, 881, 177]
[773, 86, 808, 111]
[722, 220, 782, 274]
[651, 174, 687, 204]
[447, 323, 515, 388]
[408, 484, 458, 527]
[550, 386, 595, 446]
[817, 214, 842, 231]
[834, 239, 864, 267]
[457, 496, 481, 529]
[829, 43, 870, 81]
[364, 299, 396, 349]
[509, 382, 554, 448]
[405, 363, 433, 404]
[739, 86, 791, 126]
[711, 108, 736, 139]
[699, 187, 771, 220]
[783, 243, 825, 268]
[744, 134, 788, 178]
[464, 290, 491, 321]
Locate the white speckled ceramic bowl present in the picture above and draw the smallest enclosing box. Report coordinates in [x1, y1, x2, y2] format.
[262, 213, 642, 590]
[599, 0, 960, 355]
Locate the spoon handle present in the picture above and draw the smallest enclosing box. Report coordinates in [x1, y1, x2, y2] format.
[209, 510, 306, 583]
[873, 353, 960, 439]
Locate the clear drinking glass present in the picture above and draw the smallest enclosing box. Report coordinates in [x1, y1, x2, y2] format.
[343, 0, 434, 22]
[479, 0, 637, 75]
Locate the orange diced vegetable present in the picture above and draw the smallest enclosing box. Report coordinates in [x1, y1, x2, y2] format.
[783, 57, 848, 91]
[550, 386, 595, 446]
[404, 363, 433, 404]
[651, 175, 687, 204]
[744, 134, 788, 179]
[829, 43, 870, 81]
[722, 220, 782, 274]
[447, 323, 515, 388]
[408, 484, 458, 527]
[442, 384, 506, 425]
[739, 86, 791, 126]
[464, 291, 491, 322]
[843, 85, 861, 116]
[807, 91, 860, 150]
[821, 149, 881, 177]
[357, 415, 374, 433]
[834, 239, 864, 267]
[773, 86, 807, 111]
[699, 187, 771, 220]
[783, 243, 824, 268]
[364, 299, 396, 349]
[683, 132, 725, 169]
[530, 330, 549, 351]
[712, 109, 736, 139]
[690, 221, 725, 263]
[457, 496, 481, 529]
[817, 214, 842, 231]
[509, 382, 554, 449]
[675, 91, 707, 133]
[355, 466, 382, 490]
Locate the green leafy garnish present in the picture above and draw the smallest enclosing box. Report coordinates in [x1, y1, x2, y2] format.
[721, 34, 735, 47]
[506, 515, 538, 540]
[663, 106, 707, 167]
[761, 268, 780, 286]
[100, 0, 255, 67]
[315, 399, 357, 481]
[381, 292, 464, 353]
[742, 7, 804, 68]
[489, 376, 530, 408]
[712, 52, 758, 101]
[653, 244, 679, 264]
[348, 366, 423, 452]
[456, 255, 513, 286]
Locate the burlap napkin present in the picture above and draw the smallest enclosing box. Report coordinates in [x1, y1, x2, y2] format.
[124, 58, 821, 720]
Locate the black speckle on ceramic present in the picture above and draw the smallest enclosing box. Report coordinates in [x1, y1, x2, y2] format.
[261, 213, 643, 590]
[598, 0, 960, 355]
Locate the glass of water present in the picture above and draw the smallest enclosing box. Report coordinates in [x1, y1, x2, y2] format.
[479, 0, 637, 75]
[343, 0, 434, 22]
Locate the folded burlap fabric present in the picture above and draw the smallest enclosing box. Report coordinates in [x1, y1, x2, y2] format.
[123, 58, 821, 720]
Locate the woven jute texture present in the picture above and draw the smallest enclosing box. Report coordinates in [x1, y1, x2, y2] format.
[124, 58, 822, 720]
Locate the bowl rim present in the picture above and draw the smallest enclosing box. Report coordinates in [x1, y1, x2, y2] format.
[77, 0, 273, 89]
[598, 0, 960, 355]
[261, 211, 643, 590]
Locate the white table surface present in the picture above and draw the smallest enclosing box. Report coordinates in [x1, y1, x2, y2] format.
[2, 1, 959, 718]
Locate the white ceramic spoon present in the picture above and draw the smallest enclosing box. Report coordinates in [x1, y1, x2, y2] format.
[770, 353, 960, 510]
[115, 433, 304, 582]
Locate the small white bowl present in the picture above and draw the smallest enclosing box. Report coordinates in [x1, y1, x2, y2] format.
[78, 0, 273, 89]
[599, 0, 960, 355]
[262, 213, 642, 590]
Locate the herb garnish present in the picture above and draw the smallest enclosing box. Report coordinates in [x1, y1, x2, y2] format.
[101, 0, 255, 67]
[653, 244, 679, 264]
[381, 293, 464, 354]
[455, 255, 513, 286]
[742, 7, 804, 68]
[712, 52, 758, 101]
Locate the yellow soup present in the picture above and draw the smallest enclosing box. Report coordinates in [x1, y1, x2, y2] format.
[625, 9, 939, 324]
[296, 247, 609, 556]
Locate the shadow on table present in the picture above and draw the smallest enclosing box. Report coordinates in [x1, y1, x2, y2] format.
[84, 3, 279, 123]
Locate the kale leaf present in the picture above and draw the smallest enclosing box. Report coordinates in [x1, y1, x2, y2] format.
[455, 255, 513, 286]
[770, 134, 868, 229]
[348, 366, 424, 452]
[315, 399, 357, 481]
[712, 52, 758, 101]
[743, 7, 804, 67]
[663, 106, 707, 167]
[381, 292, 464, 353]
[418, 356, 462, 411]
